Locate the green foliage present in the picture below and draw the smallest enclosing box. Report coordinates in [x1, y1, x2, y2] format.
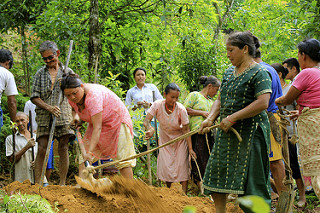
[0, 0, 49, 32]
[183, 205, 197, 213]
[226, 0, 303, 63]
[177, 39, 218, 91]
[237, 195, 270, 213]
[0, 190, 57, 213]
[296, 0, 320, 39]
[100, 71, 127, 100]
[133, 154, 158, 185]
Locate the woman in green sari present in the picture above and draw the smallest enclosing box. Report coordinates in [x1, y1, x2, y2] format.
[200, 31, 272, 213]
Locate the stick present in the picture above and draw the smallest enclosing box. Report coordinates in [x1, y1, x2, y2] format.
[29, 110, 35, 184]
[90, 124, 242, 171]
[276, 105, 295, 213]
[12, 127, 16, 182]
[152, 91, 159, 146]
[39, 40, 73, 186]
[146, 91, 158, 185]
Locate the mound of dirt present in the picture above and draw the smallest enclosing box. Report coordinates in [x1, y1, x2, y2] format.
[4, 178, 243, 213]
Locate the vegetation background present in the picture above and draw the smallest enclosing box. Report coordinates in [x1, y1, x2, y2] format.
[0, 0, 320, 211]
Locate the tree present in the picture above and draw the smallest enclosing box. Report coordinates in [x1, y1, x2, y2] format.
[225, 0, 305, 63]
[88, 0, 101, 83]
[0, 0, 50, 95]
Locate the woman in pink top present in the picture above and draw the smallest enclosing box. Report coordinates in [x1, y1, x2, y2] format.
[144, 83, 196, 194]
[276, 38, 320, 199]
[61, 74, 136, 179]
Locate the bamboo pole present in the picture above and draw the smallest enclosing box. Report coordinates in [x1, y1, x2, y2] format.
[89, 124, 241, 171]
[276, 106, 295, 213]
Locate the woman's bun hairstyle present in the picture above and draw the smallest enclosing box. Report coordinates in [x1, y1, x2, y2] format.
[199, 76, 208, 85]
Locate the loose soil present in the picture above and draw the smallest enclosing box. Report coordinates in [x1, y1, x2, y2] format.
[3, 177, 244, 213]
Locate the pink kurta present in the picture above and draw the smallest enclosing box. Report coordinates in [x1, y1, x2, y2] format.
[69, 84, 133, 159]
[148, 100, 190, 182]
[292, 67, 320, 113]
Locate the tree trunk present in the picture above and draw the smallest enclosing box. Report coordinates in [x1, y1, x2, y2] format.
[20, 25, 30, 95]
[88, 0, 101, 83]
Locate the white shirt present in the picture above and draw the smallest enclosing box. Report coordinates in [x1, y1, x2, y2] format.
[125, 83, 163, 109]
[24, 100, 38, 132]
[6, 133, 37, 183]
[0, 66, 18, 104]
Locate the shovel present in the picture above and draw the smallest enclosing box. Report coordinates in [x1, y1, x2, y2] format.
[74, 129, 112, 192]
[75, 124, 242, 192]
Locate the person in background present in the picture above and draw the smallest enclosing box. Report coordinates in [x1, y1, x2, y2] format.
[254, 49, 286, 199]
[125, 68, 163, 148]
[5, 112, 47, 185]
[61, 73, 136, 179]
[144, 83, 196, 194]
[282, 57, 300, 83]
[276, 38, 320, 200]
[184, 75, 220, 190]
[24, 100, 55, 181]
[200, 31, 272, 213]
[125, 68, 162, 112]
[272, 62, 306, 207]
[31, 40, 75, 185]
[0, 49, 18, 130]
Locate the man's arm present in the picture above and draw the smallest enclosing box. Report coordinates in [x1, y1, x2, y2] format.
[7, 138, 35, 163]
[31, 97, 61, 117]
[7, 95, 17, 121]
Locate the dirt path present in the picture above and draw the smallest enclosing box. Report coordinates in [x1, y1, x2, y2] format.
[3, 177, 244, 213]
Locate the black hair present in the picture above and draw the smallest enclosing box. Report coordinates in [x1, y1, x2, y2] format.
[227, 31, 260, 57]
[164, 83, 180, 94]
[39, 40, 59, 55]
[282, 57, 300, 73]
[60, 73, 83, 92]
[297, 38, 320, 62]
[133, 68, 146, 77]
[271, 63, 288, 80]
[199, 75, 221, 88]
[255, 48, 261, 58]
[0, 49, 13, 69]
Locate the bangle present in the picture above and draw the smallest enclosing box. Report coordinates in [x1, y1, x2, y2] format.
[88, 151, 95, 156]
[226, 116, 236, 124]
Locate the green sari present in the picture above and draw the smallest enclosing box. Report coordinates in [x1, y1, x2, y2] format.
[203, 64, 272, 205]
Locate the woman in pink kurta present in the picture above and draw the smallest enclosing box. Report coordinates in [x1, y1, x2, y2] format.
[144, 83, 196, 194]
[61, 74, 136, 178]
[276, 38, 320, 199]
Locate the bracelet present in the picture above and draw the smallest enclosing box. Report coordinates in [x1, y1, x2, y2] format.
[88, 151, 95, 156]
[226, 116, 236, 124]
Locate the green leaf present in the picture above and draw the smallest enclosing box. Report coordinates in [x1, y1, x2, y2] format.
[183, 205, 197, 213]
[3, 195, 9, 205]
[237, 195, 270, 213]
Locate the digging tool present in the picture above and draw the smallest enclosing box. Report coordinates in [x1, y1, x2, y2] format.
[29, 110, 35, 184]
[39, 40, 73, 186]
[276, 105, 295, 213]
[74, 128, 113, 192]
[75, 124, 242, 191]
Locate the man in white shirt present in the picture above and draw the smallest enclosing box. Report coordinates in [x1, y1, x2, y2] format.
[0, 49, 18, 131]
[6, 112, 47, 184]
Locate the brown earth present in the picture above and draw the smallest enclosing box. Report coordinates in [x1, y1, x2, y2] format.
[3, 176, 244, 213]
